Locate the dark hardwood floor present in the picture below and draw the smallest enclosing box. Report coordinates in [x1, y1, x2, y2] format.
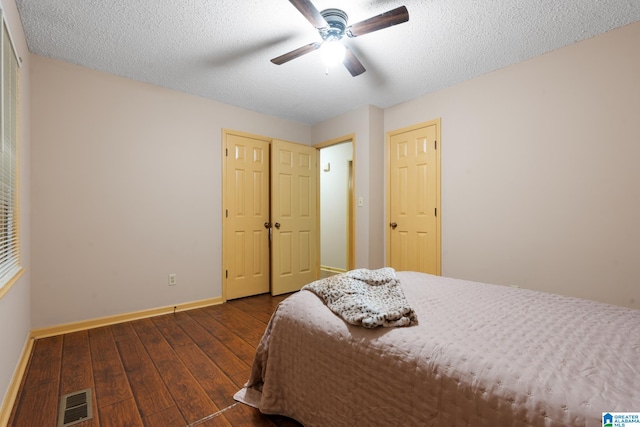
[9, 293, 303, 427]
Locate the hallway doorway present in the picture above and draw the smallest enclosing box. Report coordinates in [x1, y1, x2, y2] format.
[317, 137, 354, 276]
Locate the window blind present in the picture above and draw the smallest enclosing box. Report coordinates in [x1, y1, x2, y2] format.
[0, 9, 20, 289]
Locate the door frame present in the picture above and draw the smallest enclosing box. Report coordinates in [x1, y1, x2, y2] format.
[385, 120, 442, 274]
[314, 134, 356, 272]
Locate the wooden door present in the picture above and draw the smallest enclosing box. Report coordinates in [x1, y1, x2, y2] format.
[270, 139, 318, 295]
[223, 131, 271, 299]
[386, 120, 441, 274]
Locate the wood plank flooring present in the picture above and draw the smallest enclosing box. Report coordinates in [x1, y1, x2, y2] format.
[9, 293, 302, 427]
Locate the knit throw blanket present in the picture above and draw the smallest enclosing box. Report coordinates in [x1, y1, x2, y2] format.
[302, 268, 418, 328]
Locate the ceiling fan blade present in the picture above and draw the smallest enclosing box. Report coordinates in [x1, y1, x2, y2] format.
[288, 0, 328, 29]
[347, 6, 409, 37]
[343, 47, 366, 77]
[271, 42, 321, 65]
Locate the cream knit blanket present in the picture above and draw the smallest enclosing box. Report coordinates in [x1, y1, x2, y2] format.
[302, 267, 418, 328]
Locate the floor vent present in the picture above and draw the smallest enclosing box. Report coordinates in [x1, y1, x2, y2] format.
[58, 388, 93, 427]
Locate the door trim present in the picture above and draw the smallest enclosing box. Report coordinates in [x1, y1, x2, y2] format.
[385, 120, 441, 274]
[314, 133, 356, 271]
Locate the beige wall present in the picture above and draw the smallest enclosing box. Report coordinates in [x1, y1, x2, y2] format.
[0, 0, 31, 416]
[30, 56, 311, 329]
[385, 21, 640, 308]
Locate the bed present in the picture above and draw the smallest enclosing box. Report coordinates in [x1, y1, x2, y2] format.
[234, 271, 640, 426]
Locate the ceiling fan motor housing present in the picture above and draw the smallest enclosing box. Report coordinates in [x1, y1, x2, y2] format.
[320, 8, 348, 41]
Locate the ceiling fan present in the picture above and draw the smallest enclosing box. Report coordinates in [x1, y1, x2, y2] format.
[271, 0, 409, 76]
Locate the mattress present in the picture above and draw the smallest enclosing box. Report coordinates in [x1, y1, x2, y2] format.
[234, 271, 640, 426]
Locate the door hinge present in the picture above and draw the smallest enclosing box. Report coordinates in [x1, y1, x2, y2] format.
[435, 208, 437, 217]
[225, 148, 228, 157]
[434, 140, 437, 150]
[225, 270, 228, 279]
[226, 209, 228, 218]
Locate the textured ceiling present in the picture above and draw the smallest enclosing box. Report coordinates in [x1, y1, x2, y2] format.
[15, 0, 640, 124]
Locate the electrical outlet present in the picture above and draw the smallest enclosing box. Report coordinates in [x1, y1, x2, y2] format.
[168, 274, 177, 286]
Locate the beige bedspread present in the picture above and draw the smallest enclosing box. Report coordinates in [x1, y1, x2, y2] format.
[234, 272, 640, 426]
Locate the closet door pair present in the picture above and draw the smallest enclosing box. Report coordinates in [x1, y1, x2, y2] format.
[224, 131, 318, 299]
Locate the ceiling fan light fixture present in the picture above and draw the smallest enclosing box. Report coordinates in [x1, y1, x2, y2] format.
[320, 39, 346, 66]
[272, 1, 409, 76]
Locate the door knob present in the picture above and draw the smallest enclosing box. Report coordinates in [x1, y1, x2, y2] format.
[274, 222, 281, 229]
[264, 222, 272, 229]
[390, 222, 398, 229]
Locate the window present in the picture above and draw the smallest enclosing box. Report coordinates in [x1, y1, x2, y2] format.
[0, 9, 21, 294]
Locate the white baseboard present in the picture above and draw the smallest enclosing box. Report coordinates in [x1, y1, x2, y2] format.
[320, 266, 347, 274]
[0, 337, 34, 427]
[30, 297, 224, 339]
